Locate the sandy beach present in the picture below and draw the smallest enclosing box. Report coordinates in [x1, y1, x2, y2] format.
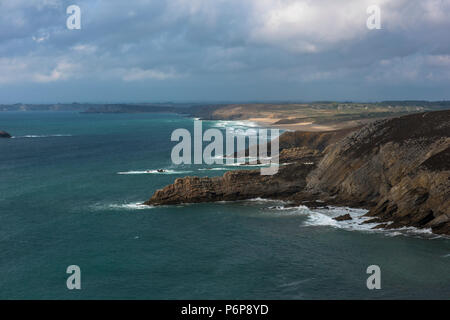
[247, 117, 371, 132]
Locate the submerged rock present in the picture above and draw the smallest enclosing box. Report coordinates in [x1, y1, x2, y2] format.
[334, 214, 352, 221]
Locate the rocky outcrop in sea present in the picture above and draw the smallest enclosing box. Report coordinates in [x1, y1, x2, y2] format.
[144, 130, 347, 205]
[0, 131, 11, 138]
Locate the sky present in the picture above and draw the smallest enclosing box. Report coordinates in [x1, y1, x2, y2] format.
[0, 0, 449, 103]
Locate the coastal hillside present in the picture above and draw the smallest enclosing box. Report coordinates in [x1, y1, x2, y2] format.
[190, 102, 450, 131]
[145, 110, 450, 235]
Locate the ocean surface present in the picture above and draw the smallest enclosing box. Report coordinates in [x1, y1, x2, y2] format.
[0, 111, 449, 299]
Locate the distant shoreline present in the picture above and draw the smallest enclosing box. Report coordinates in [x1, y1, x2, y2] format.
[2, 101, 450, 132]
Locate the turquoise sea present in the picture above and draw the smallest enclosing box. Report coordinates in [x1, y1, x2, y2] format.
[0, 111, 449, 299]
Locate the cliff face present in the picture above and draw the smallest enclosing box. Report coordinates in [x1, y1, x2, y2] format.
[145, 110, 450, 235]
[276, 127, 359, 152]
[305, 111, 450, 234]
[146, 129, 357, 206]
[234, 128, 357, 159]
[0, 131, 11, 138]
[145, 163, 315, 206]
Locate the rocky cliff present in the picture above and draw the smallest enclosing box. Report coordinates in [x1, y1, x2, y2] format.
[304, 110, 450, 234]
[145, 129, 353, 205]
[0, 131, 11, 138]
[144, 163, 314, 206]
[145, 111, 450, 235]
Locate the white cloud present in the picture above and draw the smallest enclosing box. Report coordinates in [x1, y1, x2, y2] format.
[32, 33, 50, 43]
[426, 55, 450, 67]
[366, 54, 450, 83]
[32, 61, 78, 83]
[71, 44, 98, 53]
[121, 67, 183, 81]
[248, 0, 385, 53]
[0, 57, 78, 84]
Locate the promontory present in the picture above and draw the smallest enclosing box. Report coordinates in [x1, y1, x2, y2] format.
[145, 110, 450, 235]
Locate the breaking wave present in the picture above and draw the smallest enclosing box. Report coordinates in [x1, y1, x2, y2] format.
[117, 169, 193, 175]
[90, 202, 155, 211]
[210, 120, 260, 130]
[108, 202, 154, 210]
[267, 205, 441, 238]
[12, 134, 73, 138]
[198, 167, 233, 171]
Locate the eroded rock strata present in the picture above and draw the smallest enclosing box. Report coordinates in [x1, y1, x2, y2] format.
[145, 111, 450, 235]
[145, 164, 314, 206]
[304, 110, 450, 234]
[144, 130, 346, 205]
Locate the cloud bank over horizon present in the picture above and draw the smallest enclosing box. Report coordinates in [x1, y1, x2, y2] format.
[1, 0, 449, 103]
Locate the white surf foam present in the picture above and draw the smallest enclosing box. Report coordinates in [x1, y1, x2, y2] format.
[224, 163, 270, 167]
[117, 169, 193, 175]
[254, 204, 314, 217]
[266, 205, 442, 238]
[303, 211, 340, 227]
[210, 120, 260, 129]
[12, 134, 72, 138]
[247, 197, 277, 202]
[303, 206, 442, 238]
[109, 202, 154, 210]
[245, 198, 291, 205]
[268, 205, 295, 211]
[308, 206, 373, 230]
[381, 226, 434, 237]
[90, 202, 155, 211]
[223, 159, 278, 167]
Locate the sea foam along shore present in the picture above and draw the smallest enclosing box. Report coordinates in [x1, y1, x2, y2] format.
[265, 203, 442, 239]
[117, 169, 193, 175]
[11, 134, 72, 138]
[91, 202, 155, 211]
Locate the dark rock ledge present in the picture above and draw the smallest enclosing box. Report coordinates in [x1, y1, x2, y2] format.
[0, 130, 11, 138]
